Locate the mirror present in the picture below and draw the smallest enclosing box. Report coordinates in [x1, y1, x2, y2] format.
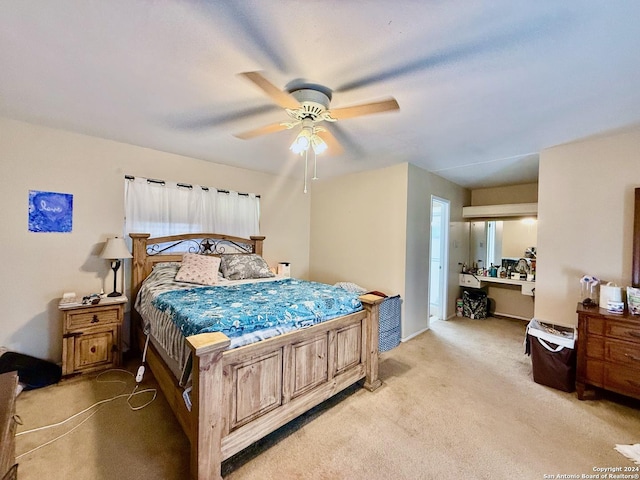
[469, 219, 537, 270]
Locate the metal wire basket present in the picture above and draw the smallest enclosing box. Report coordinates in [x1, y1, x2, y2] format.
[379, 295, 401, 353]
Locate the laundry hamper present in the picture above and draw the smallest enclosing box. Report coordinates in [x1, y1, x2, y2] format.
[525, 318, 576, 392]
[378, 295, 401, 352]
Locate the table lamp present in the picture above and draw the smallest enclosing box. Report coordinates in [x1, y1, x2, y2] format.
[100, 237, 132, 297]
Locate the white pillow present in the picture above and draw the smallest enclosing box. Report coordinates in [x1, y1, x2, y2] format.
[175, 253, 221, 286]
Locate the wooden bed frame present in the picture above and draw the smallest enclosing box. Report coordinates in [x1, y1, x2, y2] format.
[129, 233, 383, 480]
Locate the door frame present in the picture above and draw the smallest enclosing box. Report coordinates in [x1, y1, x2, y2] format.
[429, 195, 450, 321]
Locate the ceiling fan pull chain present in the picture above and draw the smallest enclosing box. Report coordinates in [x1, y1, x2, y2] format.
[312, 150, 318, 181]
[303, 149, 309, 194]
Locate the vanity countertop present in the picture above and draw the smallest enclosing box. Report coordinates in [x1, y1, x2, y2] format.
[459, 273, 535, 296]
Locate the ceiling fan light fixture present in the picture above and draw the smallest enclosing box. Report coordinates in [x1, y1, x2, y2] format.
[290, 127, 312, 154]
[311, 134, 327, 155]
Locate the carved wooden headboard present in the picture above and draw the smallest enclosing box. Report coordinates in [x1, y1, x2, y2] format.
[129, 232, 265, 304]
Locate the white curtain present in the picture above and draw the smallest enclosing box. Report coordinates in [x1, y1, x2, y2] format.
[124, 177, 260, 238]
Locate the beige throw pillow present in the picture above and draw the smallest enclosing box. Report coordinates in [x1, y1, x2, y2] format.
[175, 253, 221, 286]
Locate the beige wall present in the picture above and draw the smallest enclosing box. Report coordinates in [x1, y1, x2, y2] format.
[0, 117, 310, 361]
[309, 162, 470, 340]
[406, 163, 470, 330]
[487, 285, 535, 320]
[535, 127, 640, 326]
[309, 163, 408, 295]
[471, 183, 538, 205]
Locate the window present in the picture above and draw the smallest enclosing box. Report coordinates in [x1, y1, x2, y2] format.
[124, 176, 260, 239]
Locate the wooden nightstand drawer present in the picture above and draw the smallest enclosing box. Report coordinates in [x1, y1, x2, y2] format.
[65, 306, 121, 330]
[74, 327, 117, 370]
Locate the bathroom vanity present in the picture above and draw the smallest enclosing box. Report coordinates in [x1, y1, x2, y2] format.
[459, 273, 535, 320]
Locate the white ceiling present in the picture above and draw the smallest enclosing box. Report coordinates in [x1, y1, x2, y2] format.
[1, 1, 640, 189]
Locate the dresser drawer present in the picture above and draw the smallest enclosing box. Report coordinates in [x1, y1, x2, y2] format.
[585, 316, 605, 336]
[459, 274, 481, 288]
[65, 306, 121, 330]
[585, 335, 604, 359]
[606, 321, 640, 342]
[605, 339, 640, 367]
[605, 364, 640, 399]
[584, 359, 604, 386]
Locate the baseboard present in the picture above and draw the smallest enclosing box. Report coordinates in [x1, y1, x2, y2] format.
[401, 326, 430, 343]
[492, 312, 531, 321]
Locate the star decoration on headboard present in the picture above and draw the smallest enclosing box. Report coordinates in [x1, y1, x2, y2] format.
[200, 239, 214, 253]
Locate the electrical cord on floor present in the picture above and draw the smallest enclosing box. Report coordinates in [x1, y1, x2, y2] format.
[15, 369, 157, 459]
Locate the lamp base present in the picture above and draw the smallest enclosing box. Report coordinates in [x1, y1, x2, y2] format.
[107, 291, 122, 298]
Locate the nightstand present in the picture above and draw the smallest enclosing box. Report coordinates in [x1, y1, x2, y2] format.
[59, 296, 127, 377]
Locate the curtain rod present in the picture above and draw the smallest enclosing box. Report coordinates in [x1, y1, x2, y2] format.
[124, 175, 260, 198]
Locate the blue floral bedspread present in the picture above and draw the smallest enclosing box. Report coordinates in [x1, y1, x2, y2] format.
[151, 277, 363, 340]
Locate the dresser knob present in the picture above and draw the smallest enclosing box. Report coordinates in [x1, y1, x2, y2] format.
[91, 314, 99, 323]
[624, 353, 640, 362]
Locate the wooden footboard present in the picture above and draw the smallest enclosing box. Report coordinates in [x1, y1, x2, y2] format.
[187, 294, 383, 480]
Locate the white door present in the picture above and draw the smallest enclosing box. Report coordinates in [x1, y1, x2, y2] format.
[429, 196, 450, 321]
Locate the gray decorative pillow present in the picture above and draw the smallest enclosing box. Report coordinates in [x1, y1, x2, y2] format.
[220, 254, 275, 280]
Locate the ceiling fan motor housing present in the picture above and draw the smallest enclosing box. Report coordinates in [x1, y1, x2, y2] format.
[290, 88, 331, 121]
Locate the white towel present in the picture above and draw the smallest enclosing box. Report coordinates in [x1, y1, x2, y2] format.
[615, 444, 640, 465]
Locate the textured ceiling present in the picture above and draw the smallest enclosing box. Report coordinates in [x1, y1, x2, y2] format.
[1, 1, 640, 189]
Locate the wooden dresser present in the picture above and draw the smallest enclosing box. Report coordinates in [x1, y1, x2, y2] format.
[576, 303, 640, 400]
[0, 371, 19, 480]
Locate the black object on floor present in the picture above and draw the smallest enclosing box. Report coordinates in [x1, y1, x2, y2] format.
[463, 289, 488, 319]
[0, 351, 62, 390]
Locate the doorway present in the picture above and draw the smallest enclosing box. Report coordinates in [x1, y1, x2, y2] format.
[429, 196, 450, 322]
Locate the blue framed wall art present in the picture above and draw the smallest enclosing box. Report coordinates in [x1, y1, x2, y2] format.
[28, 190, 73, 233]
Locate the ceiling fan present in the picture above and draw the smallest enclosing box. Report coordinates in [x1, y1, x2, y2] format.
[233, 71, 400, 157]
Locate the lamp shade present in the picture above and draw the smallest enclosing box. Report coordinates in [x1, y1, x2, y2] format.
[100, 237, 132, 260]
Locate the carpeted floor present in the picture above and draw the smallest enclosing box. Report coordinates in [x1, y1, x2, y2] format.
[13, 316, 640, 479]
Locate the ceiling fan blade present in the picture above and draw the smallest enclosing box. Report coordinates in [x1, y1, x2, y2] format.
[328, 98, 399, 120]
[325, 123, 364, 156]
[171, 104, 281, 130]
[239, 71, 300, 110]
[316, 129, 344, 156]
[233, 122, 290, 140]
[213, 2, 295, 73]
